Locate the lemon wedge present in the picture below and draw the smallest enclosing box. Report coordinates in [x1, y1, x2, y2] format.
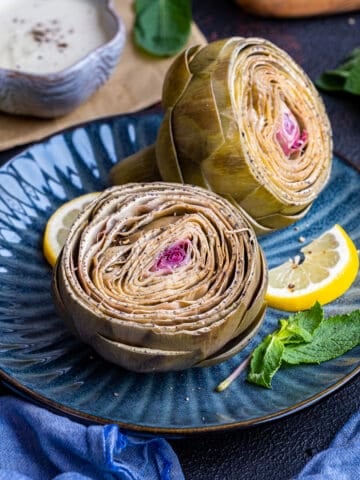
[266, 224, 359, 311]
[43, 192, 99, 267]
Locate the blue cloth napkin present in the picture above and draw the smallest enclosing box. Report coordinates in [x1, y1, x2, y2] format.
[0, 396, 184, 480]
[1, 394, 359, 480]
[296, 410, 360, 480]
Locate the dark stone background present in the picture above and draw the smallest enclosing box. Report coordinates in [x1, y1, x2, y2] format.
[1, 1, 359, 479]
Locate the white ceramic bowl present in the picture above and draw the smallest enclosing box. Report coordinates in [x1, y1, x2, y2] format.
[0, 0, 126, 118]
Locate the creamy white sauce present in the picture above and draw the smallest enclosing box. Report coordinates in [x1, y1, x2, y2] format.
[0, 0, 111, 74]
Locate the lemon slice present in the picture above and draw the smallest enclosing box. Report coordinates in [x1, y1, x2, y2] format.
[266, 224, 359, 311]
[43, 192, 99, 267]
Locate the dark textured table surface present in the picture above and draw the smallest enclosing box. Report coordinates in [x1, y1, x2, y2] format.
[1, 1, 359, 479]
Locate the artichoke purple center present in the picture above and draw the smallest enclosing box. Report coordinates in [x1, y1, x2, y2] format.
[276, 107, 308, 157]
[151, 239, 191, 273]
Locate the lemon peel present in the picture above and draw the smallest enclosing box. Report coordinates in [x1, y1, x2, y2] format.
[43, 192, 99, 267]
[266, 224, 359, 311]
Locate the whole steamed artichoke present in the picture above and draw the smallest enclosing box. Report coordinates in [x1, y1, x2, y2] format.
[110, 37, 333, 235]
[53, 183, 267, 372]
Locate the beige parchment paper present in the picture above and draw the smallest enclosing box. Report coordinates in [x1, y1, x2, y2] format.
[0, 0, 206, 151]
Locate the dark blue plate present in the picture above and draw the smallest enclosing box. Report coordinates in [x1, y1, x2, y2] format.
[0, 112, 359, 436]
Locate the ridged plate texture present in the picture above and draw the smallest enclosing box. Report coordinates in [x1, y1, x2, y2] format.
[0, 112, 359, 436]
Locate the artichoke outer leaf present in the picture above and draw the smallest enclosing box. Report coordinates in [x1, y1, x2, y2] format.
[187, 38, 229, 75]
[180, 160, 209, 189]
[197, 303, 267, 368]
[162, 44, 203, 109]
[201, 145, 262, 201]
[93, 333, 201, 373]
[171, 74, 225, 162]
[155, 109, 184, 183]
[256, 204, 312, 230]
[239, 184, 298, 219]
[222, 194, 274, 236]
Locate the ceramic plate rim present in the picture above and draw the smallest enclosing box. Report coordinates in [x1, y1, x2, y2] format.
[1, 366, 359, 436]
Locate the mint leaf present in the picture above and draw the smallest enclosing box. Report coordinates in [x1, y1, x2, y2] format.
[277, 302, 324, 345]
[218, 304, 359, 391]
[283, 310, 360, 364]
[248, 335, 284, 388]
[134, 0, 192, 57]
[344, 62, 360, 95]
[245, 303, 360, 390]
[315, 72, 347, 92]
[316, 47, 360, 95]
[247, 302, 323, 388]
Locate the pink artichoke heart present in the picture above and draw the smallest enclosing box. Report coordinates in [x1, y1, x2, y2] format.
[276, 105, 308, 157]
[151, 239, 191, 273]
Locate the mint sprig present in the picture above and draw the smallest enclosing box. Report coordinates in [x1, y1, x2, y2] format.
[247, 302, 324, 388]
[283, 310, 360, 365]
[216, 303, 360, 391]
[316, 47, 360, 95]
[134, 0, 192, 57]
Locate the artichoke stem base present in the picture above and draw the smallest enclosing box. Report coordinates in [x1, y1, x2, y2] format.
[109, 144, 161, 185]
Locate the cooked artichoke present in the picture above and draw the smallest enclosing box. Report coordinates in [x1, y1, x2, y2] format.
[110, 37, 332, 234]
[53, 182, 267, 372]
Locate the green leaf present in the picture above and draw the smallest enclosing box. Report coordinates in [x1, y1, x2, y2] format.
[344, 62, 360, 95]
[247, 335, 284, 388]
[316, 46, 360, 95]
[134, 0, 192, 57]
[220, 303, 360, 391]
[315, 72, 347, 92]
[283, 310, 360, 364]
[277, 302, 324, 345]
[246, 302, 323, 388]
[345, 47, 360, 63]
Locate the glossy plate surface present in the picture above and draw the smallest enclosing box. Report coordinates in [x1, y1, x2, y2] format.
[0, 112, 359, 436]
